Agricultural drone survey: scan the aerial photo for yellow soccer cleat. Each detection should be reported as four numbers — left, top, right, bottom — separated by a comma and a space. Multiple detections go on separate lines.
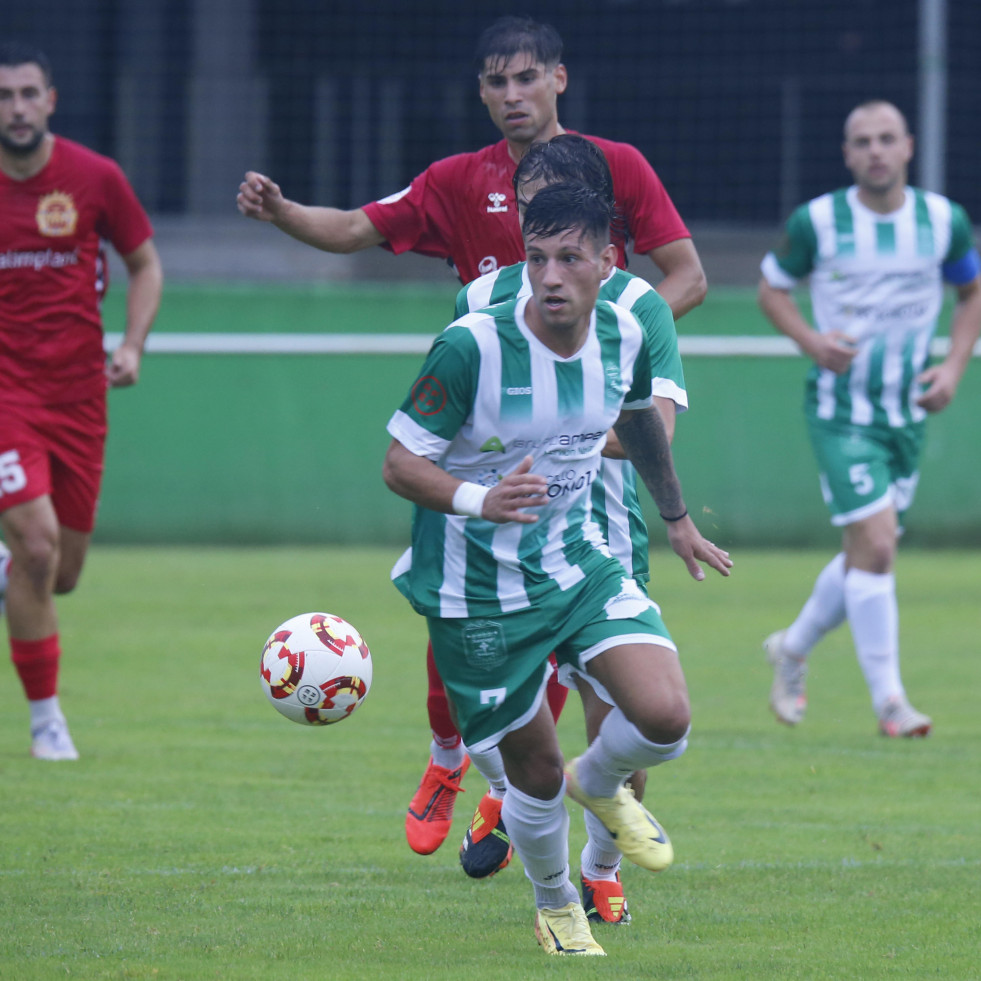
564, 757, 673, 872
534, 903, 606, 956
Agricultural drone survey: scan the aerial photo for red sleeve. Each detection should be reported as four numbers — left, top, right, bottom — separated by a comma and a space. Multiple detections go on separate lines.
361, 158, 459, 261
598, 139, 690, 256
96, 159, 154, 257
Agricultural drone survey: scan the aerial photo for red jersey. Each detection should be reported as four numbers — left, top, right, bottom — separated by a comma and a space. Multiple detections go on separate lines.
0, 137, 153, 406
361, 134, 690, 285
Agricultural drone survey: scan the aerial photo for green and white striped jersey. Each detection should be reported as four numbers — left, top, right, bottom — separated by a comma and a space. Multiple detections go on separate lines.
761, 185, 975, 428
456, 263, 686, 582
387, 293, 653, 618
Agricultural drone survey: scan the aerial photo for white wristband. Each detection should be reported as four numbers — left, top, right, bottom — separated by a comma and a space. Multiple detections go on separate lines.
452, 482, 489, 519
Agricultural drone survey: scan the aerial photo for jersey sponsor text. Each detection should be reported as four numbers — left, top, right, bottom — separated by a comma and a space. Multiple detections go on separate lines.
0, 248, 80, 272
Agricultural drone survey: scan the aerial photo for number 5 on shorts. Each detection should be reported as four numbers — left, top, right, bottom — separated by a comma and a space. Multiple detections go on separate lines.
848, 462, 874, 496
0, 450, 27, 497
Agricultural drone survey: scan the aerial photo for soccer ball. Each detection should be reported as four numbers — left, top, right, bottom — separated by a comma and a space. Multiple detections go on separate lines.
259, 612, 373, 725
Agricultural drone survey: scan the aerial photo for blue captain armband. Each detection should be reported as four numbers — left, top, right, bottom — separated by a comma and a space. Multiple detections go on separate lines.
942, 248, 981, 285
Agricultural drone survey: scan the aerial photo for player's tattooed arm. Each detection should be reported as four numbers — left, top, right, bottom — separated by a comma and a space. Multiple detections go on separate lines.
614, 406, 732, 581
613, 406, 685, 519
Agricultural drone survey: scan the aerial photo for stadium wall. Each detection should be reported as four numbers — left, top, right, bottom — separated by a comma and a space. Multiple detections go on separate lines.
99, 344, 981, 550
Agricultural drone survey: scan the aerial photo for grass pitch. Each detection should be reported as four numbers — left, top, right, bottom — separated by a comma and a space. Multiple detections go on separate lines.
0, 545, 978, 980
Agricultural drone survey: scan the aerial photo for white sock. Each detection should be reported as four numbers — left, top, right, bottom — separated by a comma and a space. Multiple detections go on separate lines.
844, 568, 903, 713
581, 810, 622, 880
29, 695, 63, 732
465, 743, 507, 798
784, 552, 847, 656
575, 708, 688, 798
502, 779, 578, 910
430, 737, 467, 771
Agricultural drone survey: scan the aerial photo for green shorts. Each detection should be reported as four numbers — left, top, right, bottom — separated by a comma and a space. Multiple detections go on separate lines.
427, 564, 673, 753
806, 417, 924, 526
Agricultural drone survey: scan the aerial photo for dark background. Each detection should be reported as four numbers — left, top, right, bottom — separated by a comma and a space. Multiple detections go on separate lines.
8, 1, 977, 224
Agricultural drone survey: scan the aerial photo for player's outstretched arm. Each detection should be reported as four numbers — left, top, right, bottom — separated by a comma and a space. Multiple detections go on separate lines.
613, 406, 732, 581
107, 239, 163, 388
383, 442, 546, 524
236, 171, 385, 254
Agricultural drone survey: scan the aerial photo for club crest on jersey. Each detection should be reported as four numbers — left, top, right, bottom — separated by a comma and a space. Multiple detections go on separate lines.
486, 192, 508, 214
478, 256, 499, 275
36, 191, 78, 237
410, 375, 447, 416
605, 363, 628, 400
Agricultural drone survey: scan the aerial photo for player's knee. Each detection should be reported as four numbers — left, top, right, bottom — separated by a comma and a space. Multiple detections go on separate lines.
849, 537, 895, 575
636, 694, 690, 746
845, 512, 898, 574
11, 532, 59, 588
54, 567, 82, 595
532, 759, 566, 801
866, 540, 895, 573
503, 746, 564, 800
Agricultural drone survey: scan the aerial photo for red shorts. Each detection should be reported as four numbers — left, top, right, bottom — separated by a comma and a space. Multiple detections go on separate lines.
0, 397, 107, 534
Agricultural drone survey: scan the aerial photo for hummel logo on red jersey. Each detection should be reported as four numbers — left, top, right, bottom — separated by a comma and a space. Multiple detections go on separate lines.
486, 192, 508, 213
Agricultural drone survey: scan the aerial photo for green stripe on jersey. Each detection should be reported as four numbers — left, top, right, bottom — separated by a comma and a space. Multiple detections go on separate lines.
832, 189, 856, 256
405, 508, 448, 611
555, 360, 584, 415
517, 514, 548, 580
595, 305, 625, 412
498, 321, 533, 421
899, 331, 918, 427
490, 264, 525, 305
866, 336, 886, 423
876, 222, 896, 254
913, 189, 934, 256
464, 522, 501, 614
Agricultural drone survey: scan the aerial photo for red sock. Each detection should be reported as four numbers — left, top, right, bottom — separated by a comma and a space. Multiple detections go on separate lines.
10, 634, 61, 701
546, 654, 569, 722
427, 643, 568, 742
426, 640, 462, 748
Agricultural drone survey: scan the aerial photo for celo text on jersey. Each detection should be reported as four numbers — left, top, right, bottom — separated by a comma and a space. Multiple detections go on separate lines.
546, 466, 598, 499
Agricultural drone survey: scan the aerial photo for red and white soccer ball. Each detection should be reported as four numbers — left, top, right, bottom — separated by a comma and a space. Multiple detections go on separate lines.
259, 612, 373, 725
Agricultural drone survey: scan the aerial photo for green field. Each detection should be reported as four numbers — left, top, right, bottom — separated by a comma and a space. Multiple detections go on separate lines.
102, 282, 779, 337
1, 546, 978, 980
101, 279, 957, 339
